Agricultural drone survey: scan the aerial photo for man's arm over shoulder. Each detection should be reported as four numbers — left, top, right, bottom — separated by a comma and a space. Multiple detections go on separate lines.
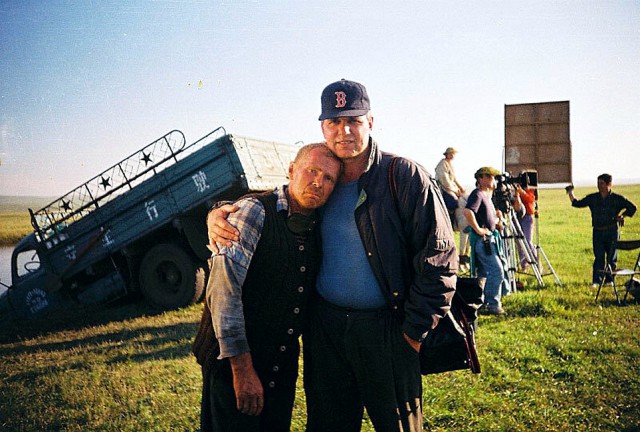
207, 203, 241, 253
207, 197, 265, 359
392, 158, 457, 342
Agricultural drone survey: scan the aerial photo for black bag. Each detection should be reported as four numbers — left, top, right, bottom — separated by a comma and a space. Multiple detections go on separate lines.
625, 277, 640, 300
419, 277, 482, 374
387, 158, 482, 374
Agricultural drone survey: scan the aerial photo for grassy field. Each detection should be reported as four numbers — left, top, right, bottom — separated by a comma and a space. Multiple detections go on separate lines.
0, 186, 639, 431
0, 212, 34, 246
0, 196, 53, 246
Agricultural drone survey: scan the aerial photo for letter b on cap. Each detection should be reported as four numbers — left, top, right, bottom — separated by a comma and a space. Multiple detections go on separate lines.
334, 91, 347, 108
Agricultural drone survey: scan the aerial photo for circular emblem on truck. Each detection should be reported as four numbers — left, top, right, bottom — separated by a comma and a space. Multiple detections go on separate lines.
25, 288, 49, 314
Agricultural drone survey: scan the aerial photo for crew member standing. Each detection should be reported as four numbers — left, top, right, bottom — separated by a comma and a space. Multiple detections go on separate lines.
567, 174, 636, 287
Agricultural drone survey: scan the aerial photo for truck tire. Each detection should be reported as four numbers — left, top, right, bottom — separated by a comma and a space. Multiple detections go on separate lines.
139, 243, 205, 310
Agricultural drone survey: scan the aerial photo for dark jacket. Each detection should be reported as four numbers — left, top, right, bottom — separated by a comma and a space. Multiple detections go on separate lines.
353, 138, 458, 342
572, 191, 636, 228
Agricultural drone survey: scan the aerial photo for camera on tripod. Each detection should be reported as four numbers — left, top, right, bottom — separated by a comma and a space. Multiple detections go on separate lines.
495, 170, 538, 190
493, 170, 538, 214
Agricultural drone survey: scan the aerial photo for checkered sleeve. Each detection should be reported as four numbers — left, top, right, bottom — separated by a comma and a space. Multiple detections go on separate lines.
207, 196, 266, 359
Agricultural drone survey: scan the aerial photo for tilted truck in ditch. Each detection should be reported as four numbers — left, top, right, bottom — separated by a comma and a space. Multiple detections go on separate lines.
0, 127, 297, 320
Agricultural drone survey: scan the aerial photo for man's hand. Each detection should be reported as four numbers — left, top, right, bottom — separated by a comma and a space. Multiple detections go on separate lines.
566, 190, 576, 203
495, 210, 506, 231
229, 352, 264, 416
477, 227, 491, 236
463, 208, 489, 237
403, 333, 421, 353
206, 204, 240, 254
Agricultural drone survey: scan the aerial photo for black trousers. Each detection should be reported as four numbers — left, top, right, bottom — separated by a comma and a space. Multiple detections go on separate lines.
200, 357, 297, 432
592, 227, 618, 284
303, 297, 423, 432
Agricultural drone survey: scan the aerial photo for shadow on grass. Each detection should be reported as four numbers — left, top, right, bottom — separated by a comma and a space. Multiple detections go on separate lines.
0, 298, 202, 382
1, 320, 199, 384
501, 282, 639, 318
0, 295, 180, 344
1, 321, 201, 392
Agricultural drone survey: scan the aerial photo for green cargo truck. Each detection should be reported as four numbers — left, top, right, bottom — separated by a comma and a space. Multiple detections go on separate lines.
0, 127, 297, 319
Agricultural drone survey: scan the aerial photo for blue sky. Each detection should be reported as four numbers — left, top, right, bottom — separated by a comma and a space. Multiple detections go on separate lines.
1, 0, 639, 196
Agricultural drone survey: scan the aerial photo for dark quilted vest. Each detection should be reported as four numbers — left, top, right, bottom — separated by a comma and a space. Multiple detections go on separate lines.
193, 191, 321, 379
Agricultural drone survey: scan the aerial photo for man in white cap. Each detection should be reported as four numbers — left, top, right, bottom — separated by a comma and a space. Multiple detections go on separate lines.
436, 147, 468, 268
435, 147, 465, 212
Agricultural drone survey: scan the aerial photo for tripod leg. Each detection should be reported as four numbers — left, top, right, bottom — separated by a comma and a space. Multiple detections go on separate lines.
518, 236, 544, 285
537, 245, 563, 286
533, 206, 562, 286
499, 220, 518, 294
510, 211, 544, 286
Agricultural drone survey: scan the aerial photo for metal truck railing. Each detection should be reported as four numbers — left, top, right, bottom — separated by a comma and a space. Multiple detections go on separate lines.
29, 127, 226, 242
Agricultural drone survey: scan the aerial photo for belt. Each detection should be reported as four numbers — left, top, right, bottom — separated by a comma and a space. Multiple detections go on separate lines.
593, 223, 618, 231
314, 293, 390, 317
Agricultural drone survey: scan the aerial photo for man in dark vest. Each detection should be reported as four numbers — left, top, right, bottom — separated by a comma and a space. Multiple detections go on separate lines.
192, 143, 342, 431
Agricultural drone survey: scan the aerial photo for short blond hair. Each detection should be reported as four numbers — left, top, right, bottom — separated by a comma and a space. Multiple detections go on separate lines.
293, 143, 343, 177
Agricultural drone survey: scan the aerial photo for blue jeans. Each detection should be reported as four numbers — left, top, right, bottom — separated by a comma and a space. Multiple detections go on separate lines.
473, 236, 504, 308
592, 228, 619, 284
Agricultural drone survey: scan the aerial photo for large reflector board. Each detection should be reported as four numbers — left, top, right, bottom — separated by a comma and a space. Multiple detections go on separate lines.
504, 101, 571, 183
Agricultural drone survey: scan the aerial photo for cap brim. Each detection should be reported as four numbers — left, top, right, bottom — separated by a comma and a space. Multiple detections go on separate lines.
319, 109, 369, 121
475, 168, 502, 177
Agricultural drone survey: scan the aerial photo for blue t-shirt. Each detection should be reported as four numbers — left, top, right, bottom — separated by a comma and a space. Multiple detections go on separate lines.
466, 188, 498, 231
316, 181, 386, 309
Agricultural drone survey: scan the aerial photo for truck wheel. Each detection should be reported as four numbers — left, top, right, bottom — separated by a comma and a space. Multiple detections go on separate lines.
139, 243, 205, 310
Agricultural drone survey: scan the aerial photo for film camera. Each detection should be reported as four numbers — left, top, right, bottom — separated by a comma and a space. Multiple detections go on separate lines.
496, 170, 538, 189
493, 170, 538, 213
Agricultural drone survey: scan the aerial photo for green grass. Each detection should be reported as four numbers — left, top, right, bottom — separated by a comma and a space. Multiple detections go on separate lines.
0, 196, 53, 246
0, 212, 33, 246
1, 186, 639, 431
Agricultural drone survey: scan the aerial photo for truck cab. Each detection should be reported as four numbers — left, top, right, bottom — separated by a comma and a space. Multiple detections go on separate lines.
3, 234, 61, 318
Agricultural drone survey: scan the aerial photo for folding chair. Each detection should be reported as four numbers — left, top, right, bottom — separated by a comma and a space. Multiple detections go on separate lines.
595, 239, 640, 304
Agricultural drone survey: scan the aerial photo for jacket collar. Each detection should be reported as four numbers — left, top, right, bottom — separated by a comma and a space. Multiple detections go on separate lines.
363, 136, 380, 173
